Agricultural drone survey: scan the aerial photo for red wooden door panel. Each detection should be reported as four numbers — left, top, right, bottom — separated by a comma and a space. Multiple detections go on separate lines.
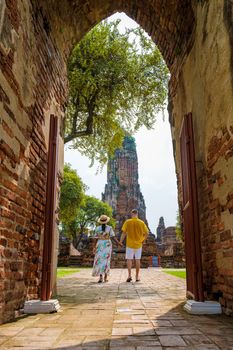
41, 115, 59, 301
180, 113, 204, 301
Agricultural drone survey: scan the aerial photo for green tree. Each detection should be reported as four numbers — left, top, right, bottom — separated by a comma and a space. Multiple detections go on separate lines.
59, 163, 86, 225
65, 19, 169, 165
62, 195, 114, 247
76, 195, 114, 233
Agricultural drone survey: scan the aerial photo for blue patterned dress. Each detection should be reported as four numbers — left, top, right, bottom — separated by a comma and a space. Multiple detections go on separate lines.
92, 225, 115, 276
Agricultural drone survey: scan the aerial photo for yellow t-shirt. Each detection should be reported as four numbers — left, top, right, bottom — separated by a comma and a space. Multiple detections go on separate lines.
122, 218, 149, 249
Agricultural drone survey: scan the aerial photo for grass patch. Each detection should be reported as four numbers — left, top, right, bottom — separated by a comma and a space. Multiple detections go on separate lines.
57, 267, 80, 278
163, 269, 186, 279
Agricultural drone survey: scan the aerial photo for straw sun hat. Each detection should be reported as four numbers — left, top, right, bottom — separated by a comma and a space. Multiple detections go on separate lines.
97, 215, 110, 224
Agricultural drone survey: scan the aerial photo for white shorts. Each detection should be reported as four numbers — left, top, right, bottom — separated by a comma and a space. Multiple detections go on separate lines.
126, 247, 142, 260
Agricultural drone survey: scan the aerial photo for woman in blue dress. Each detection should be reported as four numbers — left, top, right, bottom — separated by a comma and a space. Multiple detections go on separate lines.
92, 215, 122, 283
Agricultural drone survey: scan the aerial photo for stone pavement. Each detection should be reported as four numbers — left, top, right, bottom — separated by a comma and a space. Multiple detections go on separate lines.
0, 268, 233, 350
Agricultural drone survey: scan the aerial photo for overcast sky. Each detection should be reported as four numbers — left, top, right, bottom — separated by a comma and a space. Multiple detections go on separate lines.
64, 13, 178, 233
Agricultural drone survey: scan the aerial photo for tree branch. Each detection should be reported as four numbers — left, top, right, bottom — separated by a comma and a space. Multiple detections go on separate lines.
64, 128, 93, 143
64, 107, 94, 144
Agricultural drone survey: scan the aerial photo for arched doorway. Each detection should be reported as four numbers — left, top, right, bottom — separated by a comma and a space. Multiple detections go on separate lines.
1, 0, 233, 323
41, 4, 201, 302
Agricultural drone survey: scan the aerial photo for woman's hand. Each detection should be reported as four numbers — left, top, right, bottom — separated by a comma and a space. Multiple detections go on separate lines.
93, 247, 97, 255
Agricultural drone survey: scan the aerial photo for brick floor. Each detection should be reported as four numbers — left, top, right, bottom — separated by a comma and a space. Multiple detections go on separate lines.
1, 268, 233, 349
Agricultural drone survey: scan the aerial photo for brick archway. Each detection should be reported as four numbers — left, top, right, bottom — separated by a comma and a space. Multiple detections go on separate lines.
40, 1, 194, 62
33, 0, 196, 306
37, 0, 195, 89
1, 0, 233, 323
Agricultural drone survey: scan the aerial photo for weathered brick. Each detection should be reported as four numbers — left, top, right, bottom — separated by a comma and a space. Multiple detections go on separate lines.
0, 196, 9, 208
0, 140, 18, 163
0, 208, 15, 221
209, 199, 220, 210
223, 249, 233, 258
3, 103, 16, 121
0, 238, 8, 247
0, 84, 10, 104
15, 225, 27, 235
2, 120, 14, 138
15, 215, 25, 226
220, 230, 233, 242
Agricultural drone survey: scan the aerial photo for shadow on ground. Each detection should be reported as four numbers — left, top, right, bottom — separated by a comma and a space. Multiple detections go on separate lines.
1, 269, 233, 349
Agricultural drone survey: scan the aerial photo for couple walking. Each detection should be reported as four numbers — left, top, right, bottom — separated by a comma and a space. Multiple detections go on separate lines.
92, 209, 149, 283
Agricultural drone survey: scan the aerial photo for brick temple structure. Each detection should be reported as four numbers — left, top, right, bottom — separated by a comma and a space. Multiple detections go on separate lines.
102, 136, 147, 233
1, 0, 233, 322
61, 135, 157, 269
156, 216, 185, 268
59, 236, 157, 269
162, 227, 179, 245
156, 216, 166, 243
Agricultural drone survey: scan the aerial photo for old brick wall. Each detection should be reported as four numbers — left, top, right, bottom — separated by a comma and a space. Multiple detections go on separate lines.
37, 0, 194, 75
0, 0, 67, 323
171, 0, 233, 315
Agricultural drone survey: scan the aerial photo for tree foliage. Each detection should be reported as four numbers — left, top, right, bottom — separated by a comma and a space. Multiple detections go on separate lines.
75, 195, 114, 233
65, 19, 169, 165
61, 195, 114, 244
59, 163, 86, 225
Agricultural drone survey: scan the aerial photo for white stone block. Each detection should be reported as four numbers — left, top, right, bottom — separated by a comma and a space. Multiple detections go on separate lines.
24, 299, 60, 314
184, 300, 222, 315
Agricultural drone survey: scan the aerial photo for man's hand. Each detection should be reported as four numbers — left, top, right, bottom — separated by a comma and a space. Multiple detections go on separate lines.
120, 232, 127, 246
142, 234, 148, 245
118, 241, 123, 248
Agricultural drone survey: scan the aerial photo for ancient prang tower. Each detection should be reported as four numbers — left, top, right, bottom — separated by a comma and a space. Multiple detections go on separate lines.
156, 216, 165, 242
102, 136, 147, 233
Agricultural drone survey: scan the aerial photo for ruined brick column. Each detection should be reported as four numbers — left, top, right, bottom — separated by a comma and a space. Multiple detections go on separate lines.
102, 136, 147, 233
156, 216, 165, 243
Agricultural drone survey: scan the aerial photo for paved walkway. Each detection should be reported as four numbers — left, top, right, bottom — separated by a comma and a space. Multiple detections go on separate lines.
1, 268, 233, 349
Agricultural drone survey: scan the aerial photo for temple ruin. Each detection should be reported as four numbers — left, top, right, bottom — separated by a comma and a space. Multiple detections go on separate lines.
59, 135, 157, 269
102, 136, 147, 233
156, 216, 185, 268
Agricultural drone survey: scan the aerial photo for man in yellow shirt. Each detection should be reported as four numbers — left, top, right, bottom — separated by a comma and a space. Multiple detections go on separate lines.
120, 209, 149, 282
